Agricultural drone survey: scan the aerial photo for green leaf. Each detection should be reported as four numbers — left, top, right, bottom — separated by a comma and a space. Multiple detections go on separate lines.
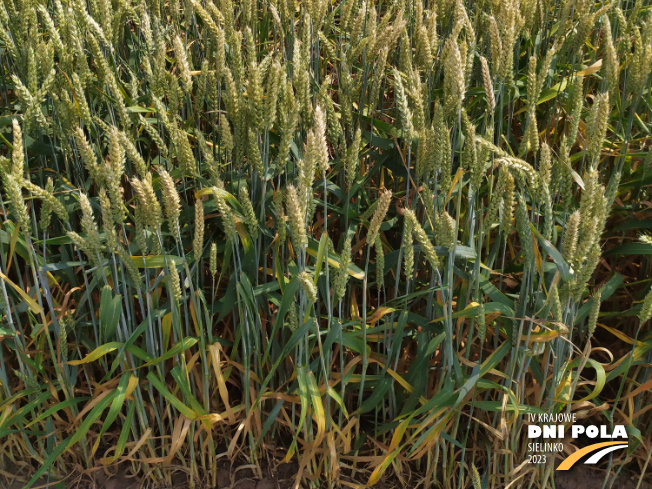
99, 285, 122, 342
480, 341, 511, 377
261, 276, 300, 367
256, 399, 284, 450
147, 372, 197, 419
455, 364, 480, 406
68, 390, 116, 447
24, 397, 90, 428
530, 224, 571, 280
312, 232, 329, 283
536, 78, 570, 105
286, 366, 310, 460
474, 401, 545, 413
126, 105, 153, 113
23, 436, 71, 489
558, 357, 606, 404
130, 255, 184, 268
142, 337, 198, 367
170, 365, 207, 418
326, 386, 349, 419
575, 273, 624, 324
92, 375, 132, 455
604, 243, 652, 256
68, 342, 123, 365
102, 400, 136, 464
357, 376, 393, 414
1, 390, 52, 430
307, 238, 364, 279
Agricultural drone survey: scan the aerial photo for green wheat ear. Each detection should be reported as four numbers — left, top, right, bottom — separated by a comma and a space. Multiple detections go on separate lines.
334, 234, 352, 303
209, 242, 218, 278
471, 464, 482, 489
374, 236, 384, 290
477, 303, 486, 344
160, 170, 181, 235
479, 55, 495, 113
169, 259, 182, 304
173, 35, 193, 94
286, 184, 308, 251
298, 271, 317, 303
212, 187, 237, 240
239, 187, 258, 240
435, 211, 456, 252
367, 189, 392, 245
193, 199, 205, 260
587, 288, 601, 340
4, 174, 31, 234
405, 209, 440, 270
442, 37, 465, 117
639, 287, 652, 325
391, 68, 414, 140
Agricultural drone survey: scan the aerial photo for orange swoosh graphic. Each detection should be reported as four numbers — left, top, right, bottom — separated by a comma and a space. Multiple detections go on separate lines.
557, 442, 628, 470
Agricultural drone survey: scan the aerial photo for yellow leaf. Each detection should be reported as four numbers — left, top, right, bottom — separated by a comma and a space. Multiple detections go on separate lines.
188, 293, 200, 337
196, 187, 213, 198
7, 224, 19, 273
577, 59, 603, 76
599, 323, 641, 346
528, 330, 559, 343
67, 342, 122, 365
208, 343, 235, 422
446, 167, 464, 203
125, 375, 139, 398
555, 372, 573, 402
0, 271, 44, 315
368, 449, 400, 486
532, 232, 543, 275
306, 246, 365, 280
162, 313, 172, 350
307, 371, 326, 446
367, 306, 396, 324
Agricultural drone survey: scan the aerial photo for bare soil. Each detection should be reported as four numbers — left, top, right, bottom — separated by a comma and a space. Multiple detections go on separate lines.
555, 466, 651, 489
3, 458, 650, 488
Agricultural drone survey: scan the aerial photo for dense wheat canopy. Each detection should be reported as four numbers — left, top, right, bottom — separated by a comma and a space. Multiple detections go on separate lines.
0, 0, 651, 487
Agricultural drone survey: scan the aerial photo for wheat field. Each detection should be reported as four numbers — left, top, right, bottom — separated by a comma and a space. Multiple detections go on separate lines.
0, 0, 651, 487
